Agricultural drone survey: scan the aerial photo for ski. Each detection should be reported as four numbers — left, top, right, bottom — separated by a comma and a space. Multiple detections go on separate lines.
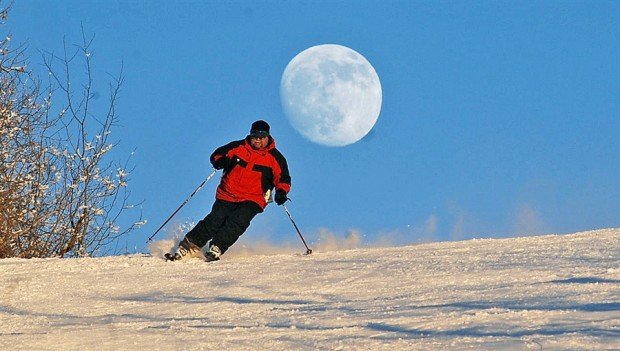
163, 252, 219, 262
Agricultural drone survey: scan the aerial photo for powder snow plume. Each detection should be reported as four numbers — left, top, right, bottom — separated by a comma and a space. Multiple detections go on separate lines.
150, 226, 369, 259
148, 220, 195, 258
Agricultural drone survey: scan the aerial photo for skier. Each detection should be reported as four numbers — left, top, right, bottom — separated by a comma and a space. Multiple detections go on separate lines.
167, 120, 291, 262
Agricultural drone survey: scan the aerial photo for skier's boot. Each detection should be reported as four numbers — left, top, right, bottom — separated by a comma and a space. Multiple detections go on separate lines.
165, 237, 202, 261
204, 244, 221, 262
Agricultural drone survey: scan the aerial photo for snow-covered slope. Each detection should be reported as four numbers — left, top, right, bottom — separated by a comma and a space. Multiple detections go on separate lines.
1, 229, 618, 350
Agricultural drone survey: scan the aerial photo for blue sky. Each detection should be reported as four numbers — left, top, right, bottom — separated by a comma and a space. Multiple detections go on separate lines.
8, 1, 619, 253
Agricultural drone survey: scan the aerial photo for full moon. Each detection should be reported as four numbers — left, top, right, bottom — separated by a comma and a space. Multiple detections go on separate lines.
280, 44, 382, 147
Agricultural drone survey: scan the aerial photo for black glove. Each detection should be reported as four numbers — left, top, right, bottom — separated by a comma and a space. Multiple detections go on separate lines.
212, 156, 230, 170
274, 189, 288, 206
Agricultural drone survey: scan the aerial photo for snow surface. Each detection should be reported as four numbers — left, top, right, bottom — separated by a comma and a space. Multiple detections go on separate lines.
1, 229, 618, 350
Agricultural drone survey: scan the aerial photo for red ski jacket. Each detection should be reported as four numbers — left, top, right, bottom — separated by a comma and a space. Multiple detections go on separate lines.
210, 137, 291, 209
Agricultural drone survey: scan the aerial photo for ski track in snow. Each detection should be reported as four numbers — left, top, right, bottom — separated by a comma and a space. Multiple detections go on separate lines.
1, 229, 619, 350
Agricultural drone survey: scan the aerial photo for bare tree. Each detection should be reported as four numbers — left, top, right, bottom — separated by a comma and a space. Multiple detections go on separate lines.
0, 4, 144, 258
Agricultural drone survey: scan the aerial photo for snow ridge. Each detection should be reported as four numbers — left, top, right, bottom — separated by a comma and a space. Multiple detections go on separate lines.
1, 229, 618, 350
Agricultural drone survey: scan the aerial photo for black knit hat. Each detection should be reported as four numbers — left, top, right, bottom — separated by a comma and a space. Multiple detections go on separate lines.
250, 120, 270, 137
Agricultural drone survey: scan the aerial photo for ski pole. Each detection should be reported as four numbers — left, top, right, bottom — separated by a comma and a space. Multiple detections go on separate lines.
146, 169, 218, 243
283, 204, 312, 255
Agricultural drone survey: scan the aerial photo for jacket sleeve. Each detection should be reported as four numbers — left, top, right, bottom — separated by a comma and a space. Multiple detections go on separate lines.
210, 140, 244, 168
270, 148, 291, 193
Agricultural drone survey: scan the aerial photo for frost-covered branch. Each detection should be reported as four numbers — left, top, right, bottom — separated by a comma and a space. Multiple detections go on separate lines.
0, 5, 143, 258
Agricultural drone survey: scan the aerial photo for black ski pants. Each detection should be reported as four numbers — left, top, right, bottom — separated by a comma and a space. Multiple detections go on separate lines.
185, 199, 263, 254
